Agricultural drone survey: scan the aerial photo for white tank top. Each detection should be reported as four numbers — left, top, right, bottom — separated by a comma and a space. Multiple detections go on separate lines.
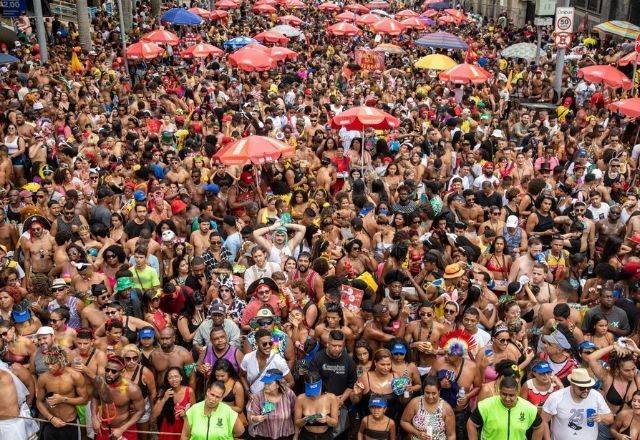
4, 136, 19, 155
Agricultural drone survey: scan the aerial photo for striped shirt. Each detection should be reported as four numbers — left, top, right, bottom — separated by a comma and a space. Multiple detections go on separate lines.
247, 388, 296, 438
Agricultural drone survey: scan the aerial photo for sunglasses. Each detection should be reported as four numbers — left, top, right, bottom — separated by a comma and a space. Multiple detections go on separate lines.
419, 312, 434, 318
495, 338, 510, 344
124, 356, 139, 362
105, 311, 117, 316
105, 367, 122, 374
105, 254, 116, 259
211, 241, 222, 245
260, 341, 274, 348
257, 319, 274, 327
219, 288, 231, 292
352, 247, 361, 251
444, 309, 457, 314
52, 287, 66, 292
49, 318, 62, 324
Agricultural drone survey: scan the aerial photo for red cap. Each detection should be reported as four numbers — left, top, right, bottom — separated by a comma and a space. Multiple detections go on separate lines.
170, 199, 187, 215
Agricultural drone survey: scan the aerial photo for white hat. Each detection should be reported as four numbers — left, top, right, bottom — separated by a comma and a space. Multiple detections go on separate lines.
36, 326, 54, 336
491, 129, 505, 139
591, 169, 603, 180
162, 230, 176, 242
32, 101, 43, 110
506, 215, 519, 228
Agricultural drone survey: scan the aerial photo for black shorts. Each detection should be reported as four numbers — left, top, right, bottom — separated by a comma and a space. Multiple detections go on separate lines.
40, 419, 80, 440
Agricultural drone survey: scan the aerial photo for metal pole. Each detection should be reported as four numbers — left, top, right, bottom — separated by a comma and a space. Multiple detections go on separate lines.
33, 0, 48, 63
117, 0, 129, 75
535, 24, 541, 65
553, 0, 569, 99
632, 54, 638, 97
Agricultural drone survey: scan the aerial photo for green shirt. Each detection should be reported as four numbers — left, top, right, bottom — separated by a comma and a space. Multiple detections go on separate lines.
130, 265, 160, 290
476, 395, 539, 440
186, 400, 238, 440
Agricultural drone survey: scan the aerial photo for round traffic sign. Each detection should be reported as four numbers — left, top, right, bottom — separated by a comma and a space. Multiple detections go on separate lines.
554, 32, 573, 48
557, 16, 571, 31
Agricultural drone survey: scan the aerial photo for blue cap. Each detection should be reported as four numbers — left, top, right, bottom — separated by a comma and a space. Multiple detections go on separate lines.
203, 184, 220, 194
139, 328, 155, 339
579, 341, 597, 351
260, 371, 284, 384
12, 309, 30, 323
391, 343, 407, 355
305, 379, 322, 397
578, 149, 588, 157
369, 397, 388, 408
134, 190, 147, 201
532, 361, 553, 374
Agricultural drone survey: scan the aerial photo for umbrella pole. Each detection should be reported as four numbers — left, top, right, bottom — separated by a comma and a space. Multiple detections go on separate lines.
633, 54, 638, 97
362, 127, 365, 171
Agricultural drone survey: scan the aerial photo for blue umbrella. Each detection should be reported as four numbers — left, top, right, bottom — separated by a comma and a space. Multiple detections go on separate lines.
415, 31, 468, 50
419, 16, 435, 26
426, 2, 449, 9
161, 8, 203, 25
223, 36, 258, 50
0, 53, 19, 65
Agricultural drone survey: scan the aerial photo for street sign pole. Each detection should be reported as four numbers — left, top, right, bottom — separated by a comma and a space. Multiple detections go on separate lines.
534, 0, 555, 66
32, 0, 48, 63
536, 27, 542, 65
554, 3, 573, 98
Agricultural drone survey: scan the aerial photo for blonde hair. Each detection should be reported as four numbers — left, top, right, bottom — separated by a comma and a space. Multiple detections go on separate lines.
121, 344, 141, 357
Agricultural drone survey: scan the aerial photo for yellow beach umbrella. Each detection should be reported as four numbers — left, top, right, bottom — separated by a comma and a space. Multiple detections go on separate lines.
414, 54, 457, 70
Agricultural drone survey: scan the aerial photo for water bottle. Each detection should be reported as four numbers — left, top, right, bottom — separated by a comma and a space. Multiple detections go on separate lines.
457, 387, 466, 406
536, 252, 545, 264
587, 261, 594, 275
586, 408, 596, 427
484, 349, 494, 366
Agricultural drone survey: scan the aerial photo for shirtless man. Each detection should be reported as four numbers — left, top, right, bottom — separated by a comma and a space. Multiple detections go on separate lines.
166, 156, 190, 184
0, 209, 18, 251
458, 189, 485, 234
91, 356, 145, 440
81, 284, 110, 330
429, 342, 480, 440
405, 301, 446, 377
149, 327, 195, 388
362, 303, 409, 351
0, 363, 38, 439
595, 206, 626, 259
555, 202, 597, 262
71, 264, 111, 299
15, 112, 35, 140
509, 237, 544, 282
125, 233, 161, 262
536, 280, 583, 329
69, 329, 107, 437
189, 215, 211, 257
316, 158, 336, 192
313, 303, 355, 354
94, 320, 129, 356
334, 239, 377, 279
22, 219, 56, 282
528, 263, 556, 316
36, 346, 88, 440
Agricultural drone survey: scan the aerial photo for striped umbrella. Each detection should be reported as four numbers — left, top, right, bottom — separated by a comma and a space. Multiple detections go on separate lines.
414, 31, 467, 50
501, 42, 537, 60
593, 21, 640, 40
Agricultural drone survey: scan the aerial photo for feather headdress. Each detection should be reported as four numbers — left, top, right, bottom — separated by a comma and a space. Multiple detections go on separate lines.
439, 329, 476, 357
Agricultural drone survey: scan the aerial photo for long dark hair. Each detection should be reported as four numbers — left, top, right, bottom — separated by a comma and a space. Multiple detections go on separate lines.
157, 367, 188, 427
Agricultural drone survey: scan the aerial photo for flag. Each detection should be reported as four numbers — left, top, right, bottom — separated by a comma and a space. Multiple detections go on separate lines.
70, 51, 85, 74
577, 14, 589, 33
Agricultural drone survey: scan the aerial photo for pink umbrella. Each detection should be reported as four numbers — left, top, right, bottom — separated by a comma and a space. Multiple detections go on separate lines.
209, 10, 230, 19
283, 0, 305, 8
181, 43, 224, 58
278, 15, 305, 25
439, 63, 491, 84
578, 65, 632, 90
396, 9, 418, 17
400, 17, 426, 29
253, 4, 277, 13
141, 29, 179, 45
229, 47, 276, 71
335, 11, 359, 21
256, 0, 277, 3
254, 30, 290, 44
188, 7, 213, 17
610, 98, 640, 118
126, 41, 164, 60
372, 18, 406, 35
438, 15, 459, 25
215, 0, 237, 8
421, 9, 438, 17
345, 3, 369, 13
269, 46, 298, 61
444, 8, 466, 20
327, 21, 361, 36
356, 13, 381, 26
366, 1, 390, 9
213, 136, 295, 165
318, 2, 341, 11
618, 52, 640, 67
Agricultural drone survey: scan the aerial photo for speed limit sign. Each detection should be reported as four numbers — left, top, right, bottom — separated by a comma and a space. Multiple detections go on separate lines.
555, 7, 574, 34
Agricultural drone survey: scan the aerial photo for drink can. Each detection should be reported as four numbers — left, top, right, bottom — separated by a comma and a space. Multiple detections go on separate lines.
586, 408, 596, 427
392, 321, 400, 334
403, 390, 410, 398
536, 252, 544, 263
426, 426, 433, 438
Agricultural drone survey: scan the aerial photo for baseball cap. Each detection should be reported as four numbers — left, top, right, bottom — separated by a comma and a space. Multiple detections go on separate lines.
260, 370, 284, 384
210, 303, 226, 315
543, 330, 571, 350
369, 397, 387, 407
134, 190, 147, 201
391, 343, 407, 355
12, 309, 30, 323
506, 215, 519, 228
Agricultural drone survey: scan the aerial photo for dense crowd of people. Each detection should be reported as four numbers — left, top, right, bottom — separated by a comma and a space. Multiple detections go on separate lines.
0, 0, 639, 439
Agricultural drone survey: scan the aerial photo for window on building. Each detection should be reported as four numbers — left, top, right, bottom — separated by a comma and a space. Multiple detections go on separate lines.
573, 0, 586, 7
586, 0, 601, 13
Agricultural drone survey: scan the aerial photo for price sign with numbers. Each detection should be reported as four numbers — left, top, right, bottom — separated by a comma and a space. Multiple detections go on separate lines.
1, 0, 25, 17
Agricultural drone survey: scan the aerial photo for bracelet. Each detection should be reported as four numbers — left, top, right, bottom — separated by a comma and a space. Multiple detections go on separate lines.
48, 416, 54, 422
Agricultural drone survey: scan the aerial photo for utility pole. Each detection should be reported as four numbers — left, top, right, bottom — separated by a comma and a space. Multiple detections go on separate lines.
32, 0, 48, 63
117, 0, 129, 75
553, 0, 570, 97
